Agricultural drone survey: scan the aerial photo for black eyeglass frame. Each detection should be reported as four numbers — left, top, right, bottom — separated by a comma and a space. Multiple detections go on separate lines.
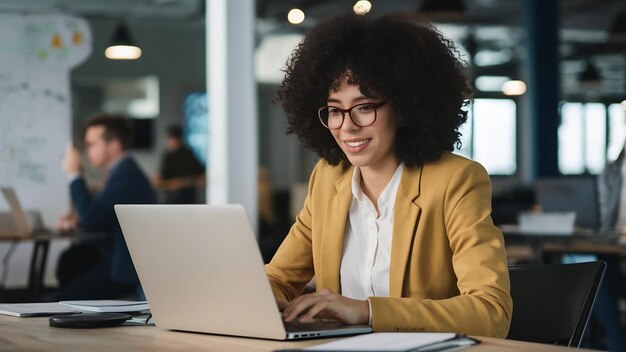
317, 101, 387, 129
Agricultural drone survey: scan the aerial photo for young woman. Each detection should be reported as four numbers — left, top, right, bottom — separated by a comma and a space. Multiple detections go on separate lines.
265, 12, 512, 338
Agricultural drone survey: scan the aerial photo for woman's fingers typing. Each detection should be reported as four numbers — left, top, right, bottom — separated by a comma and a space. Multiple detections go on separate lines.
282, 288, 369, 325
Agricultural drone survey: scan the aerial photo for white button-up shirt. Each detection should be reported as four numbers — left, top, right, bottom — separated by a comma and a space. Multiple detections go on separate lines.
340, 163, 404, 300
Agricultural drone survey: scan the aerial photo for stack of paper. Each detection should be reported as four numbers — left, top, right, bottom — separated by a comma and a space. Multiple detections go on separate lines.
59, 300, 149, 313
518, 211, 576, 235
291, 333, 478, 352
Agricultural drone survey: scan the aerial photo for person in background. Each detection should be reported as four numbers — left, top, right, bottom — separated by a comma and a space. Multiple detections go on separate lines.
265, 13, 512, 337
592, 143, 626, 351
55, 114, 156, 300
600, 143, 626, 235
154, 124, 205, 204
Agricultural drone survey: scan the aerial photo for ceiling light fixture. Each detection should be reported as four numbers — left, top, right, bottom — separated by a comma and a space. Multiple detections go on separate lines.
287, 9, 305, 25
353, 1, 372, 15
105, 22, 142, 60
501, 80, 527, 96
578, 61, 602, 88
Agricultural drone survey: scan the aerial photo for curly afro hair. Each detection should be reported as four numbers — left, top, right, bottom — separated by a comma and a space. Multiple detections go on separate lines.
276, 12, 472, 168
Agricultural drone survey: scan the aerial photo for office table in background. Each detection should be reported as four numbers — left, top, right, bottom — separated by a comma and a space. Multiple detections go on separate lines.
0, 231, 106, 298
0, 315, 597, 351
0, 230, 67, 296
542, 240, 626, 257
499, 224, 626, 263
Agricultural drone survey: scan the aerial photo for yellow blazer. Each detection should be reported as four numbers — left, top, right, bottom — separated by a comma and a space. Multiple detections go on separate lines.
265, 152, 512, 338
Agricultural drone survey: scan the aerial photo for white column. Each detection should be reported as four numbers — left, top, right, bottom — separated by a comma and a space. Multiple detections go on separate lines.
207, 0, 258, 232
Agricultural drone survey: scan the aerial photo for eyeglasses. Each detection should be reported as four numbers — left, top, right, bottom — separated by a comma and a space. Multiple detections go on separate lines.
318, 101, 387, 129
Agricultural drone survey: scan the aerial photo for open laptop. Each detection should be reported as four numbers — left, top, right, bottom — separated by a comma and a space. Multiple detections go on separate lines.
0, 187, 43, 237
535, 177, 600, 230
114, 204, 372, 340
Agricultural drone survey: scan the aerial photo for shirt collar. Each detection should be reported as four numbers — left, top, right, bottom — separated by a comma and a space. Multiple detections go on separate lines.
351, 163, 404, 210
351, 167, 366, 202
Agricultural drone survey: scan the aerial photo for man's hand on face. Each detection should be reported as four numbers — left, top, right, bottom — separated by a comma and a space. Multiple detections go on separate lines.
62, 143, 82, 176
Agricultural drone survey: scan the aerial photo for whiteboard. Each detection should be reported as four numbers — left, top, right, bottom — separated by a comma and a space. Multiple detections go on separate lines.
0, 14, 92, 227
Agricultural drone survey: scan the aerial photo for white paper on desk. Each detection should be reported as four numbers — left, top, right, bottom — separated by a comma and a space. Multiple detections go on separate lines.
59, 300, 149, 313
518, 212, 576, 235
0, 302, 79, 317
306, 332, 459, 351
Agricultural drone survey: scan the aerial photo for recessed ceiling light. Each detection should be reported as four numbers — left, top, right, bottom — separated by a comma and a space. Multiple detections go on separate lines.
502, 80, 527, 96
353, 1, 372, 15
287, 9, 305, 25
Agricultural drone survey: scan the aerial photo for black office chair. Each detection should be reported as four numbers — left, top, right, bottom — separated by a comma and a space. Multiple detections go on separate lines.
507, 260, 606, 347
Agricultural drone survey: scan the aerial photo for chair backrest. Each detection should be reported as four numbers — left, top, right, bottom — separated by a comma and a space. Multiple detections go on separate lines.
507, 261, 606, 347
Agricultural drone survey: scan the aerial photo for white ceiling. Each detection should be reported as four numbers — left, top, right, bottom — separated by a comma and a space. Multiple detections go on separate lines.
1, 0, 623, 97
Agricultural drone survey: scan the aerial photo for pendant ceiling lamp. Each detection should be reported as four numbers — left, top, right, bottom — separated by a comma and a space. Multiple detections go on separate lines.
578, 61, 602, 88
105, 22, 142, 60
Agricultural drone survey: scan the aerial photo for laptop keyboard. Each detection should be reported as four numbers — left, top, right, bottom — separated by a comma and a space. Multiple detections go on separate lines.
283, 319, 347, 332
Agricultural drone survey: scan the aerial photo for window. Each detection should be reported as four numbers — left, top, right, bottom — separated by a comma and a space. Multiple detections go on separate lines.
455, 98, 517, 175
558, 102, 607, 175
608, 103, 626, 162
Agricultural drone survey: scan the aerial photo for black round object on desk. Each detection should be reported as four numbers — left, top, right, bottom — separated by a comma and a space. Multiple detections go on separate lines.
49, 313, 132, 328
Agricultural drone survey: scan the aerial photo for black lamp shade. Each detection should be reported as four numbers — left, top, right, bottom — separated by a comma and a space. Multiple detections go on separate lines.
578, 61, 602, 86
105, 22, 142, 60
110, 23, 136, 46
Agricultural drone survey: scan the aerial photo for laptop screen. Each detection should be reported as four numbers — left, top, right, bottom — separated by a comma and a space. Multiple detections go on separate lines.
535, 177, 599, 230
1, 187, 33, 234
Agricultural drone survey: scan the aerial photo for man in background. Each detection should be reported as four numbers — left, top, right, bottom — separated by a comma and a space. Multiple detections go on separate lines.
154, 124, 205, 204
56, 114, 156, 300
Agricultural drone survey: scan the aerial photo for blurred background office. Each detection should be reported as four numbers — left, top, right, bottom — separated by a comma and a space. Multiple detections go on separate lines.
0, 0, 624, 350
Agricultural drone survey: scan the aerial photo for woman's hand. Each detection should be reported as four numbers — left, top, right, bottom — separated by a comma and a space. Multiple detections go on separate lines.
282, 288, 369, 325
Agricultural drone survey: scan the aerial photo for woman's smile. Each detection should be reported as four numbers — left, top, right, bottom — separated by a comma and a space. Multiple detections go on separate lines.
343, 138, 371, 153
